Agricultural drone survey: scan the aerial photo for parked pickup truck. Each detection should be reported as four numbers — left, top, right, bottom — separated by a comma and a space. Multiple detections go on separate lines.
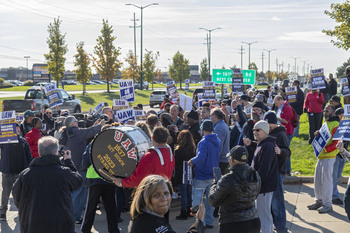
2, 86, 82, 113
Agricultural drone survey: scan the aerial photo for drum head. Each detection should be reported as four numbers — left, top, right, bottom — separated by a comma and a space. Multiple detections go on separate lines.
90, 126, 150, 182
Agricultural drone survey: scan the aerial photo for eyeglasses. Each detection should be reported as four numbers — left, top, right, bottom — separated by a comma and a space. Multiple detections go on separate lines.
253, 129, 261, 132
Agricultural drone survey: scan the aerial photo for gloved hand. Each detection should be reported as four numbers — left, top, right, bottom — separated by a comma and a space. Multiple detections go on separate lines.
304, 108, 308, 113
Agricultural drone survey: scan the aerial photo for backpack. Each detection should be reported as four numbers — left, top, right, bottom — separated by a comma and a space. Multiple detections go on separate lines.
291, 107, 299, 128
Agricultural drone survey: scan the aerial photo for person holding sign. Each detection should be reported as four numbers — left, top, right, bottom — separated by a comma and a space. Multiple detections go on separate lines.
304, 89, 325, 144
25, 117, 44, 158
308, 105, 339, 214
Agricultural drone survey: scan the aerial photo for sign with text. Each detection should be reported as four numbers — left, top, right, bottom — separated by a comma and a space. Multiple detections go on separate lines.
134, 110, 146, 121
285, 86, 297, 103
197, 93, 209, 108
94, 102, 105, 117
231, 68, 244, 95
341, 78, 350, 97
16, 115, 24, 123
203, 81, 216, 99
43, 83, 63, 107
113, 99, 129, 111
185, 79, 190, 91
119, 79, 135, 102
166, 80, 178, 98
115, 108, 135, 123
182, 161, 192, 185
312, 123, 331, 158
212, 69, 256, 85
179, 93, 193, 111
310, 68, 326, 90
0, 111, 18, 144
333, 116, 350, 140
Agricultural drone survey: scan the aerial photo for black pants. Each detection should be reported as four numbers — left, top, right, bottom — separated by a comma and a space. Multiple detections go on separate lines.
81, 184, 120, 233
308, 112, 323, 142
220, 218, 261, 233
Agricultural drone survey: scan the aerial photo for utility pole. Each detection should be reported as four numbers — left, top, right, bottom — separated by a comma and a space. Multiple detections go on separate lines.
291, 57, 300, 73
288, 64, 290, 72
126, 3, 159, 90
263, 49, 276, 72
24, 56, 30, 81
260, 52, 265, 73
300, 60, 308, 76
129, 13, 140, 58
199, 27, 221, 81
242, 41, 258, 69
275, 58, 278, 72
238, 46, 245, 69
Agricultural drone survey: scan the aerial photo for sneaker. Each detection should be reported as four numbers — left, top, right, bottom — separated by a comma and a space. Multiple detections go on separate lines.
75, 217, 83, 225
318, 206, 333, 214
176, 211, 188, 220
332, 198, 344, 205
307, 202, 322, 210
0, 213, 6, 221
204, 225, 214, 229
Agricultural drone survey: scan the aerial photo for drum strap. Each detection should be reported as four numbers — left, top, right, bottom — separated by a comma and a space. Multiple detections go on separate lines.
150, 145, 173, 166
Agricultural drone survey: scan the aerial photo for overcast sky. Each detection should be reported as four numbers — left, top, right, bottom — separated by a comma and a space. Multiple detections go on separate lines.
0, 0, 348, 76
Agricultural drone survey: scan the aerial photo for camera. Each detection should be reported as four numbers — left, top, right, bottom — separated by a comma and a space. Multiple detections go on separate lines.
100, 114, 110, 122
58, 147, 65, 157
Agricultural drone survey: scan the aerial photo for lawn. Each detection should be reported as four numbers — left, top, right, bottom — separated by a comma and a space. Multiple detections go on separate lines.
290, 113, 350, 176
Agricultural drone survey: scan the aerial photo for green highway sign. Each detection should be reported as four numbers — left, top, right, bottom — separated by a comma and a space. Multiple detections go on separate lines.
212, 69, 256, 85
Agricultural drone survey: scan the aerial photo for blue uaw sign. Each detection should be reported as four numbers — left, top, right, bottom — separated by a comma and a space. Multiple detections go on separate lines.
341, 78, 350, 97
231, 68, 243, 95
119, 79, 135, 102
310, 68, 326, 90
333, 116, 350, 141
312, 123, 331, 157
0, 111, 18, 144
43, 83, 63, 107
115, 108, 135, 123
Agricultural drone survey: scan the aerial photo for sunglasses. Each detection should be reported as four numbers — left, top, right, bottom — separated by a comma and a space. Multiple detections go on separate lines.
46, 112, 52, 114
253, 129, 261, 132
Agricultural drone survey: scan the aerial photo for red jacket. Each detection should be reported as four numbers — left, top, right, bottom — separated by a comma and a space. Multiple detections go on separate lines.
122, 147, 175, 188
279, 101, 294, 135
25, 128, 44, 158
160, 100, 175, 110
304, 92, 324, 114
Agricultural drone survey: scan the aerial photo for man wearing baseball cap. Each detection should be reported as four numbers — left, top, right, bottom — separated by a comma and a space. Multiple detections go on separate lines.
243, 120, 279, 233
209, 145, 261, 233
20, 110, 35, 137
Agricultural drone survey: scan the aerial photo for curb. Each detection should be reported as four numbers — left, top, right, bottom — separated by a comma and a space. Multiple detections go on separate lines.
284, 176, 349, 184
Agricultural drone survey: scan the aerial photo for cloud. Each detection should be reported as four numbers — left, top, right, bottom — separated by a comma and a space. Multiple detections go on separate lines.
277, 31, 330, 43
271, 16, 281, 21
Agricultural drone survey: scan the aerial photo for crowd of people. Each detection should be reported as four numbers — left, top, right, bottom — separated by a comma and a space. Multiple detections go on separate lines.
0, 70, 350, 233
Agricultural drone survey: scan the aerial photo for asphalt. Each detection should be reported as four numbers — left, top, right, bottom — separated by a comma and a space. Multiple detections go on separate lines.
1, 175, 349, 233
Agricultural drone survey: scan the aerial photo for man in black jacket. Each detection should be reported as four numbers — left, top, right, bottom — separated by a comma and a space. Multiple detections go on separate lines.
328, 73, 337, 99
12, 136, 82, 233
209, 145, 261, 233
264, 111, 291, 233
290, 80, 305, 137
243, 120, 279, 233
0, 123, 32, 221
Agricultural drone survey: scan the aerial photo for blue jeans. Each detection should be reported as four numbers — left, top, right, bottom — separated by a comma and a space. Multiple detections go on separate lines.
293, 115, 301, 137
271, 174, 288, 233
72, 170, 87, 221
192, 179, 214, 226
285, 134, 293, 175
332, 155, 346, 199
178, 184, 192, 212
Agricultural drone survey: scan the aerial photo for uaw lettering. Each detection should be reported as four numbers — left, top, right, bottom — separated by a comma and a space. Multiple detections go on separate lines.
44, 84, 63, 107
203, 81, 215, 87
0, 111, 15, 120
119, 79, 135, 102
312, 123, 331, 157
341, 78, 350, 96
0, 111, 18, 144
310, 68, 324, 77
333, 116, 350, 140
94, 102, 104, 116
115, 108, 135, 123
345, 105, 350, 116
286, 86, 297, 103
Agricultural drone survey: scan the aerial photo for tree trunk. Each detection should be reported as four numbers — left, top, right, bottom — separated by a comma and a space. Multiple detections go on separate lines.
107, 80, 110, 93
83, 83, 86, 96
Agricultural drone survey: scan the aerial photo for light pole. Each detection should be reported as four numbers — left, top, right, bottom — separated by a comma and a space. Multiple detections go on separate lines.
199, 27, 221, 81
300, 60, 308, 76
242, 41, 258, 69
291, 57, 300, 73
263, 49, 276, 72
126, 3, 159, 90
24, 56, 30, 81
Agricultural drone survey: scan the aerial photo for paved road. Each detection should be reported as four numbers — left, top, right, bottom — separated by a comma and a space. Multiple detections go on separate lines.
1, 177, 349, 233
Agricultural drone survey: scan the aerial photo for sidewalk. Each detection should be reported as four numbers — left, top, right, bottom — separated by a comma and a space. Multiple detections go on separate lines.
1, 180, 349, 232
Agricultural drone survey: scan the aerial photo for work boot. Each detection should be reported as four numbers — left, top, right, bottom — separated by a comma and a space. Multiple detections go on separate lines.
307, 201, 322, 210
318, 206, 333, 214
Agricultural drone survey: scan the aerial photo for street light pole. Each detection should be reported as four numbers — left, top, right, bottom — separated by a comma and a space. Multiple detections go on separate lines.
242, 41, 258, 69
24, 56, 30, 81
126, 3, 159, 90
263, 49, 276, 72
291, 57, 300, 73
199, 27, 221, 81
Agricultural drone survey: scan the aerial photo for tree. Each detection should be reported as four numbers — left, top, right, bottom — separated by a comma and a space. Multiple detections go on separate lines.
323, 1, 350, 50
169, 51, 190, 89
336, 58, 350, 78
44, 17, 68, 88
92, 19, 122, 93
143, 50, 159, 90
200, 58, 209, 81
73, 42, 92, 96
121, 50, 140, 82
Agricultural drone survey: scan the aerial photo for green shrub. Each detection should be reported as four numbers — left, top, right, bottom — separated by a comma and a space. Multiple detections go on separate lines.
23, 80, 34, 86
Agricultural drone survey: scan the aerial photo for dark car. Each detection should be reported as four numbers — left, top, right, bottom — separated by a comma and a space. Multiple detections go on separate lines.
192, 88, 204, 99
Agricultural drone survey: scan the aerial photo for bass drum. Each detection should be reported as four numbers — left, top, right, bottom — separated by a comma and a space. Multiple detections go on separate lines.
90, 125, 152, 182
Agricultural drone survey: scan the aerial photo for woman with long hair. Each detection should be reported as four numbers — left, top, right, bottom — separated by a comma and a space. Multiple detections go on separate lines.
128, 175, 204, 233
174, 130, 196, 220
